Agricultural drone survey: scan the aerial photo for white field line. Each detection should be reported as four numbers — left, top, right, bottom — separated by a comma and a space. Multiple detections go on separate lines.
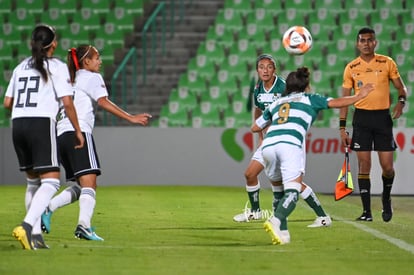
332, 214, 414, 255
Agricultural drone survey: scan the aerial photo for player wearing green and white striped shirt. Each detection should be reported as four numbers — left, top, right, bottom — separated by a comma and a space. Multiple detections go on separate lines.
234, 55, 334, 228
252, 67, 374, 245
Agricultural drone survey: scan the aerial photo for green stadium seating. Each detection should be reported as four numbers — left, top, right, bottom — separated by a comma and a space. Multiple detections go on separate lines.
223, 0, 253, 18
15, 0, 45, 16
114, 0, 144, 17
214, 8, 244, 36
205, 25, 235, 50
104, 8, 136, 36
245, 8, 275, 34
187, 56, 216, 83
40, 8, 69, 32
223, 108, 251, 128
254, 0, 282, 17
191, 105, 223, 128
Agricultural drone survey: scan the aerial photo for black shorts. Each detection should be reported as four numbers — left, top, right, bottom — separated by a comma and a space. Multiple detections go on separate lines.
58, 131, 101, 181
12, 117, 60, 173
351, 109, 396, 151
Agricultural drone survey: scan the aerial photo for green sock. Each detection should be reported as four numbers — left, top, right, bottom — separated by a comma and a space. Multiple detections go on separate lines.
247, 184, 260, 211
302, 190, 327, 217
272, 186, 284, 213
274, 189, 299, 230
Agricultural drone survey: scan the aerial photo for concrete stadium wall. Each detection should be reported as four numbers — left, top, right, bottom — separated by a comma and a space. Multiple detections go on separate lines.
1, 127, 414, 195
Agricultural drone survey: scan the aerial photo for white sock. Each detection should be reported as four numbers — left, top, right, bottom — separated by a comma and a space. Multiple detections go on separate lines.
24, 178, 60, 226
78, 188, 96, 228
25, 178, 41, 211
49, 185, 81, 212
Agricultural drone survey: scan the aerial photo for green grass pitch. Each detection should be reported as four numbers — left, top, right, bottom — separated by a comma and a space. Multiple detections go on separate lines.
1, 185, 414, 274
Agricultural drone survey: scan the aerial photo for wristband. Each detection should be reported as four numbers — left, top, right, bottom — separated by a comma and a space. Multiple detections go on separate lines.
398, 95, 406, 105
339, 119, 346, 128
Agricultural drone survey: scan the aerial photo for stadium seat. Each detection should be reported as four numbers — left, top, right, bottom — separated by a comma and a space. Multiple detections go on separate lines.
210, 69, 239, 97
104, 7, 136, 36
206, 25, 235, 50
52, 0, 79, 18
214, 8, 244, 36
196, 40, 226, 68
8, 9, 36, 33
159, 108, 190, 128
223, 0, 252, 18
15, 0, 45, 16
368, 9, 401, 33
201, 77, 231, 113
223, 108, 251, 128
114, 0, 144, 17
0, 0, 12, 16
187, 56, 216, 83
80, 0, 112, 16
245, 8, 275, 34
40, 8, 69, 32
254, 0, 282, 17
313, 0, 346, 14
191, 105, 223, 128
345, 0, 374, 16
227, 39, 257, 67
72, 8, 103, 34
177, 72, 207, 99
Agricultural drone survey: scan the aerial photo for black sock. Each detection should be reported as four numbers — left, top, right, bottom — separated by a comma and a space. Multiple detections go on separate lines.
358, 174, 371, 214
382, 172, 394, 202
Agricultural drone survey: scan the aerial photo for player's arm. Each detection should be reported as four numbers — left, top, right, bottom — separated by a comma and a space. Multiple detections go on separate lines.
61, 95, 84, 148
329, 83, 373, 108
390, 77, 408, 119
253, 107, 265, 141
3, 96, 13, 110
97, 96, 151, 125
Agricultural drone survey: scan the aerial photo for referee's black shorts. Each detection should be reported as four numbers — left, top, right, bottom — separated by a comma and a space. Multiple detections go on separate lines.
58, 131, 101, 181
12, 117, 60, 173
351, 108, 397, 152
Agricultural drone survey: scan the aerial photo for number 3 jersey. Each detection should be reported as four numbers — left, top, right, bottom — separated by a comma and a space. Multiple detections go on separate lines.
5, 57, 74, 120
57, 69, 108, 136
256, 92, 332, 150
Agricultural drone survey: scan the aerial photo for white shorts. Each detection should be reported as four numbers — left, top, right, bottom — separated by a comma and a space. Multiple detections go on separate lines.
251, 146, 265, 167
262, 143, 305, 183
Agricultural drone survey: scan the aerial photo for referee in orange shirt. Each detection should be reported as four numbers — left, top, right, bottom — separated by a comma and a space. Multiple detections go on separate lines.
339, 27, 408, 222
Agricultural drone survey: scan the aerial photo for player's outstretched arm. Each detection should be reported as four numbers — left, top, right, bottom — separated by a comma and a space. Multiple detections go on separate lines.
97, 96, 151, 126
328, 83, 374, 108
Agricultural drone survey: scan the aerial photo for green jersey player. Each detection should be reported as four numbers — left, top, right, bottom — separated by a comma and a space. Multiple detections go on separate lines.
253, 67, 374, 244
234, 55, 333, 228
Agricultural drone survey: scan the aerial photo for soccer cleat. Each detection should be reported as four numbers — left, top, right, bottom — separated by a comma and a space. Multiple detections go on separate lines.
382, 198, 393, 222
263, 216, 290, 245
12, 223, 33, 250
41, 207, 53, 234
233, 201, 271, 222
307, 216, 332, 228
74, 225, 104, 241
356, 212, 373, 222
32, 234, 49, 249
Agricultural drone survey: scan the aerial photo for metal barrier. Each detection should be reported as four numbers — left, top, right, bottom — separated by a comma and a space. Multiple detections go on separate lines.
141, 2, 167, 85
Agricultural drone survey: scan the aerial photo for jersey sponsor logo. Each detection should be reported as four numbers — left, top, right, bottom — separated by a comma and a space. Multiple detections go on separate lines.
350, 61, 361, 69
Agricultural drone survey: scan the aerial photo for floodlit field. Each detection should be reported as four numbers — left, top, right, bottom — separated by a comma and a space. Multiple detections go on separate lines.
1, 185, 414, 274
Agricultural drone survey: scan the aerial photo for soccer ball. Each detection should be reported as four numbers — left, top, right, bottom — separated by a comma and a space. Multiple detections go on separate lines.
282, 26, 313, 55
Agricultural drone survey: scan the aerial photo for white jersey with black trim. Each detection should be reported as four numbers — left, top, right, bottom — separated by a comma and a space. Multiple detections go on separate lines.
57, 69, 108, 136
5, 57, 73, 120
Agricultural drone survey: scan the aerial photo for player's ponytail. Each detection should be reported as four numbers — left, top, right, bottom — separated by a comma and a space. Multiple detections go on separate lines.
30, 24, 56, 82
67, 45, 93, 84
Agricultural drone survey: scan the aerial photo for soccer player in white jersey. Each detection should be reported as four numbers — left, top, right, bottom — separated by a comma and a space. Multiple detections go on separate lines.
234, 54, 332, 228
40, 45, 152, 241
4, 24, 84, 250
252, 67, 374, 245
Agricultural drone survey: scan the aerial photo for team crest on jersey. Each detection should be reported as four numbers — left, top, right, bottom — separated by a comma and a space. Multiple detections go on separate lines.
257, 93, 277, 103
